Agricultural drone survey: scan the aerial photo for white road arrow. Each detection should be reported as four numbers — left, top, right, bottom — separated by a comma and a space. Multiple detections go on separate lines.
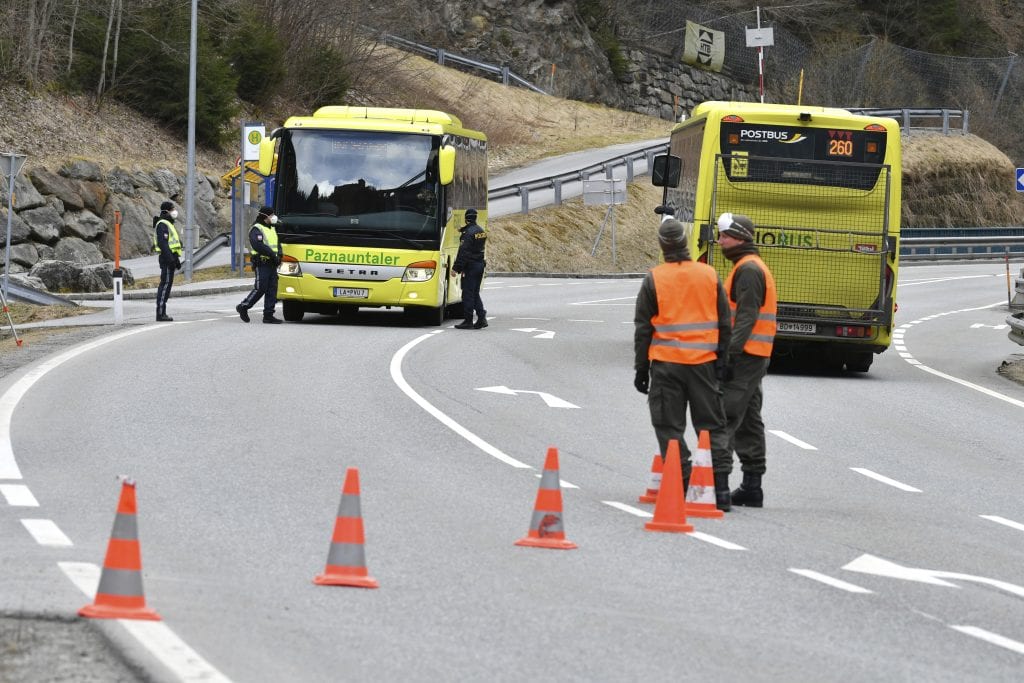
476, 385, 579, 408
842, 553, 1024, 597
510, 327, 556, 339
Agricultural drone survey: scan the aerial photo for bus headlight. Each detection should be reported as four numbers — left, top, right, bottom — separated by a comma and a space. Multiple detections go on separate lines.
280, 255, 301, 276
402, 260, 437, 282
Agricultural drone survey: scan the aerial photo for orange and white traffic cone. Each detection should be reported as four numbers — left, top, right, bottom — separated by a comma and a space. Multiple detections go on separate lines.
638, 454, 663, 504
515, 447, 577, 549
314, 468, 379, 588
644, 439, 694, 533
79, 477, 161, 620
685, 430, 723, 519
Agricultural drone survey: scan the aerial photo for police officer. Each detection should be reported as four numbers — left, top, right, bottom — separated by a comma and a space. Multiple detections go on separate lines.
716, 213, 778, 508
634, 219, 734, 509
453, 208, 487, 329
153, 200, 181, 322
236, 206, 283, 324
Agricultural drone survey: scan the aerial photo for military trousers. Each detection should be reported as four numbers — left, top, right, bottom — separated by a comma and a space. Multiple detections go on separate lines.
722, 352, 771, 475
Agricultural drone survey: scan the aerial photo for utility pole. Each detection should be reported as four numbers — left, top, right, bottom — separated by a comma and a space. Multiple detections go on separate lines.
184, 0, 197, 282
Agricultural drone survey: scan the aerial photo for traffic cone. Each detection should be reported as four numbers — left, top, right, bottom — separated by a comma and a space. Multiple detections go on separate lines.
685, 430, 724, 519
644, 439, 694, 533
314, 468, 379, 588
79, 478, 161, 620
638, 454, 663, 503
515, 447, 577, 549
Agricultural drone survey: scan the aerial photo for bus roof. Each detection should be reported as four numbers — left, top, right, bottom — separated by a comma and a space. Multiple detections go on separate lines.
281, 106, 487, 141
677, 100, 899, 135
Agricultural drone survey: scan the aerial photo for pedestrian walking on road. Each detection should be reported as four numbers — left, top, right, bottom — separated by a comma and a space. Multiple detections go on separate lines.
453, 208, 487, 329
716, 212, 778, 508
236, 206, 283, 324
634, 219, 734, 510
153, 200, 181, 322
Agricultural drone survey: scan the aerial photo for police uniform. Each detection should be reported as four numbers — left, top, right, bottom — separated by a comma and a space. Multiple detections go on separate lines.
153, 201, 181, 322
453, 209, 487, 329
634, 220, 733, 507
236, 206, 283, 324
716, 213, 778, 507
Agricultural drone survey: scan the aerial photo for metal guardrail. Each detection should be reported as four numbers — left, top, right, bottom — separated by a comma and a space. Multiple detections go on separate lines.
488, 141, 669, 214
192, 233, 230, 268
4, 280, 78, 306
846, 108, 969, 135
382, 34, 546, 94
901, 231, 1024, 260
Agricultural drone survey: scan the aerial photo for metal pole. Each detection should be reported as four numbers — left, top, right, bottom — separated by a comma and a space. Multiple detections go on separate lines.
757, 6, 764, 103
995, 53, 1017, 111
3, 169, 13, 299
183, 0, 197, 282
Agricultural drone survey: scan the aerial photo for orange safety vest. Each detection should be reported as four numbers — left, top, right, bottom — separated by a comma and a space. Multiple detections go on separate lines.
724, 254, 777, 357
648, 261, 722, 365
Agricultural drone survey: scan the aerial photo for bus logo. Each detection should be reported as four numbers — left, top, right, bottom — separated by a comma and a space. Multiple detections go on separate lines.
739, 129, 806, 144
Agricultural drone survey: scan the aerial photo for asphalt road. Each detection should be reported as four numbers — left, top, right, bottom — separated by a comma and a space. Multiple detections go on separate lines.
2, 262, 1023, 681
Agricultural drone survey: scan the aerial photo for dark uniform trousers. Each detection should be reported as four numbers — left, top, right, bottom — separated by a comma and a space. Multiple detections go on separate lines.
461, 260, 486, 321
156, 253, 176, 316
722, 352, 771, 475
239, 259, 279, 317
648, 360, 732, 477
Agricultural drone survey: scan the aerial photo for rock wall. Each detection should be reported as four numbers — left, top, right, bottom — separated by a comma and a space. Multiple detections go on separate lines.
0, 159, 229, 292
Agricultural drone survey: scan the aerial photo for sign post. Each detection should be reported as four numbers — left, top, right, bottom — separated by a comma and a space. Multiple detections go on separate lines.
235, 122, 265, 277
1, 152, 28, 301
112, 210, 124, 324
745, 6, 775, 104
585, 178, 627, 267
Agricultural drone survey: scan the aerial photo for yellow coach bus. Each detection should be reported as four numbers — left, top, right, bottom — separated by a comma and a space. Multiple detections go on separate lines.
256, 106, 487, 324
652, 101, 901, 372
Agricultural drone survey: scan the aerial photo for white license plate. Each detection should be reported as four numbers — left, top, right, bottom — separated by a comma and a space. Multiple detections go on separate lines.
333, 288, 368, 299
778, 321, 816, 334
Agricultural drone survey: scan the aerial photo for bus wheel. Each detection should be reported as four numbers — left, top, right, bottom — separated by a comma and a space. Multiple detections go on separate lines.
336, 305, 359, 321
282, 301, 304, 322
845, 352, 873, 373
405, 305, 444, 326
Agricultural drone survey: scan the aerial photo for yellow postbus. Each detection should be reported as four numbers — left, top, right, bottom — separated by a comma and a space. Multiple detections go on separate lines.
652, 101, 901, 372
256, 106, 487, 324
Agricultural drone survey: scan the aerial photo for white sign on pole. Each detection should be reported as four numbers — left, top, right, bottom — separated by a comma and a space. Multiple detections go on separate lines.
242, 124, 265, 161
745, 27, 774, 47
583, 179, 626, 206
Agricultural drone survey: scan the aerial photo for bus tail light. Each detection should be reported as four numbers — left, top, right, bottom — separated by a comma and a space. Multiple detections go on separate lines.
402, 260, 437, 282
864, 124, 886, 132
280, 254, 301, 276
836, 325, 871, 338
722, 115, 744, 123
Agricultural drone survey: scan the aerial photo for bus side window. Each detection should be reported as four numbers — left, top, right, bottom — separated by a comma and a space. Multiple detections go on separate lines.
652, 155, 682, 188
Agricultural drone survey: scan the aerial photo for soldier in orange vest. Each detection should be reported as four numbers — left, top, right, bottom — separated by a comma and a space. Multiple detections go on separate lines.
716, 213, 778, 508
634, 219, 734, 511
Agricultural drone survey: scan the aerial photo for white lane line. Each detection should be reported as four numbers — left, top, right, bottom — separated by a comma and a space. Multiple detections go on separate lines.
512, 317, 550, 321
900, 275, 996, 287
572, 296, 636, 306
1, 483, 39, 506
1, 325, 164, 480
535, 474, 579, 489
980, 515, 1024, 533
603, 501, 651, 517
567, 319, 604, 323
600, 502, 745, 548
390, 333, 531, 469
58, 562, 232, 682
850, 467, 922, 492
949, 625, 1024, 655
769, 430, 817, 450
21, 519, 73, 547
789, 569, 873, 593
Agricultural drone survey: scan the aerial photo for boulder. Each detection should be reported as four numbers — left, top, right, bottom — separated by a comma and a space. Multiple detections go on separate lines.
9, 272, 48, 292
20, 204, 64, 244
28, 168, 85, 211
54, 236, 105, 265
102, 194, 156, 258
151, 169, 180, 198
105, 167, 137, 195
63, 209, 106, 240
75, 180, 108, 215
8, 242, 39, 267
0, 173, 46, 210
28, 260, 79, 291
59, 159, 104, 182
0, 207, 32, 244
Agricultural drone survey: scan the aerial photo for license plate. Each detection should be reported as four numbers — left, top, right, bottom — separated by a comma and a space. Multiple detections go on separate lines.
333, 288, 368, 299
778, 321, 816, 334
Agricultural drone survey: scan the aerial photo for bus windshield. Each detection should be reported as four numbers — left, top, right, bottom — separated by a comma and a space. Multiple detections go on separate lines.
277, 129, 440, 244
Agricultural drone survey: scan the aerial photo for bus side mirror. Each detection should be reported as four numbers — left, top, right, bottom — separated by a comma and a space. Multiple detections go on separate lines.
258, 138, 276, 176
651, 154, 681, 188
438, 145, 456, 185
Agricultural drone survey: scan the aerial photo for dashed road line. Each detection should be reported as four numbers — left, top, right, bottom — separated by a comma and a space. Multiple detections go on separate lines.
600, 501, 745, 548
789, 568, 873, 593
21, 519, 73, 547
850, 467, 922, 492
769, 430, 817, 450
980, 515, 1024, 533
949, 625, 1024, 655
1, 483, 39, 506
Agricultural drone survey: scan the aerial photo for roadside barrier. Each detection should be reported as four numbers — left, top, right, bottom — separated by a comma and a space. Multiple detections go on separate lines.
79, 477, 161, 620
684, 430, 723, 519
638, 454, 663, 504
515, 447, 577, 549
314, 468, 379, 588
644, 439, 694, 533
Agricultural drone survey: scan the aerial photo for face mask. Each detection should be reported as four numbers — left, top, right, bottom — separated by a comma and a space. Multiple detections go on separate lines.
170, 210, 178, 219
269, 215, 278, 225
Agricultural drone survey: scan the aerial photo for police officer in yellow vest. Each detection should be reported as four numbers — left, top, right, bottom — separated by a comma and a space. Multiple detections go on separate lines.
634, 219, 734, 509
153, 200, 182, 322
236, 206, 283, 324
716, 213, 778, 508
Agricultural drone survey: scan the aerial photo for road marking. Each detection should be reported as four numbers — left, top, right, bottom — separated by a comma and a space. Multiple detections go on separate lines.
0, 325, 163, 480
789, 569, 873, 593
602, 501, 651, 517
58, 562, 233, 682
949, 625, 1024, 655
980, 515, 1024, 533
476, 385, 580, 408
900, 274, 996, 287
536, 474, 579, 489
769, 430, 817, 450
510, 327, 555, 339
843, 553, 1024, 597
572, 296, 635, 306
1, 483, 38, 506
21, 519, 73, 546
600, 502, 745, 548
391, 333, 531, 469
849, 467, 922, 492
567, 319, 604, 323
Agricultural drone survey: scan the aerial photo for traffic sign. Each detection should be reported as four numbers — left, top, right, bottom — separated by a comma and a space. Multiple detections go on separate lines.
1016, 168, 1024, 192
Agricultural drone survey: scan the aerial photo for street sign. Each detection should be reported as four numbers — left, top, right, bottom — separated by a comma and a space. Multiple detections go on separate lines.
583, 179, 626, 206
1016, 168, 1024, 192
745, 27, 774, 47
242, 124, 265, 161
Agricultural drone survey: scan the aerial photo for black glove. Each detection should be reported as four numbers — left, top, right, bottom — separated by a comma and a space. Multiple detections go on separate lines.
715, 360, 734, 383
174, 254, 182, 271
634, 368, 650, 394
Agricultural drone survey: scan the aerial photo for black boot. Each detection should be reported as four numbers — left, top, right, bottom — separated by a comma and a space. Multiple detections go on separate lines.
714, 472, 732, 512
454, 319, 474, 329
473, 314, 488, 329
731, 472, 763, 507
